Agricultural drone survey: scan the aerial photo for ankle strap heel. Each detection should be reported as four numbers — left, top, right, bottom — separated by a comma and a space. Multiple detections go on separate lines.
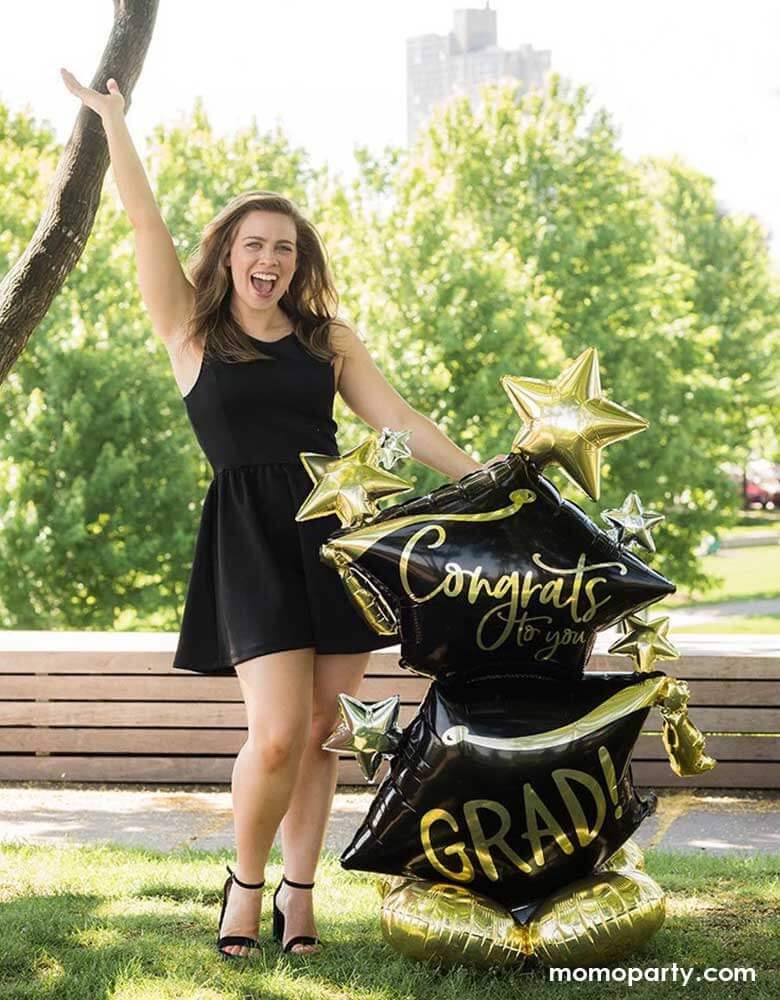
272, 874, 320, 952
226, 863, 265, 890
216, 864, 265, 960
282, 875, 315, 890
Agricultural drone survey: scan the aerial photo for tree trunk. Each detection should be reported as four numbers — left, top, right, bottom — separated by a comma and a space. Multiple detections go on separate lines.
0, 0, 159, 381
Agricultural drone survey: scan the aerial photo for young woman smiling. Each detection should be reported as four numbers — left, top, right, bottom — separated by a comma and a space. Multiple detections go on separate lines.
61, 68, 505, 961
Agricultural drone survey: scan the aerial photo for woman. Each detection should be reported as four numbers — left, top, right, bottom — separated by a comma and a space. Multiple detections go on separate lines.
61, 69, 505, 960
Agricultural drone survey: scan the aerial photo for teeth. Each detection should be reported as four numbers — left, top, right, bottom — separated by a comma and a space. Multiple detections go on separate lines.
252, 272, 277, 280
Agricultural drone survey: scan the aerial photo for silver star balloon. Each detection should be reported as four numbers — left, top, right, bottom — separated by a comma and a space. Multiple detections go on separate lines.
377, 427, 413, 469
601, 492, 665, 553
321, 693, 404, 782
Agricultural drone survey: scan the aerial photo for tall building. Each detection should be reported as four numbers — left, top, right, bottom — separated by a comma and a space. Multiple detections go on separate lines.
406, 4, 551, 143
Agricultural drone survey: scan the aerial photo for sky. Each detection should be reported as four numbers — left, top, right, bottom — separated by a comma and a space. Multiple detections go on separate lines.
2, 1, 778, 255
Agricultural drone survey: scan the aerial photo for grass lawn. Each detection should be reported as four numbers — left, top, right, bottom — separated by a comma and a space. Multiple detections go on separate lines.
0, 843, 777, 1000
726, 525, 780, 538
664, 545, 780, 607
674, 615, 780, 634
730, 511, 780, 534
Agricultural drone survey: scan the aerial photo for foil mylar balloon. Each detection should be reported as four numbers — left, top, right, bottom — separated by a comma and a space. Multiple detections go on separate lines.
296, 435, 412, 529
341, 671, 667, 915
321, 693, 403, 782
501, 347, 648, 501
321, 453, 675, 683
599, 836, 645, 873
526, 869, 666, 967
601, 491, 665, 553
609, 610, 680, 673
378, 878, 529, 969
377, 868, 665, 970
376, 427, 413, 469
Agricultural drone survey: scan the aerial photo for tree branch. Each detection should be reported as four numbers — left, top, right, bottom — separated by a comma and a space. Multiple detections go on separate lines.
0, 0, 160, 380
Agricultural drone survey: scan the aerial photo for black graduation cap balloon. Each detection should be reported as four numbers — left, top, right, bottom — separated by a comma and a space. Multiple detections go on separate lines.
320, 453, 675, 684
340, 671, 666, 915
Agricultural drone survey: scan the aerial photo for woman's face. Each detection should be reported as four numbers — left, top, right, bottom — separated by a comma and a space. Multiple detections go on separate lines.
224, 209, 298, 313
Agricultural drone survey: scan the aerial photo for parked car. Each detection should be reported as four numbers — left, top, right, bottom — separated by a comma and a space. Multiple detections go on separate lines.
722, 459, 780, 510
744, 478, 771, 508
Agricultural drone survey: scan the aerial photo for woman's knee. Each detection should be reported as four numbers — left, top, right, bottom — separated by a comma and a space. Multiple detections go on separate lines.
248, 726, 307, 772
309, 705, 341, 750
308, 655, 372, 749
236, 648, 315, 770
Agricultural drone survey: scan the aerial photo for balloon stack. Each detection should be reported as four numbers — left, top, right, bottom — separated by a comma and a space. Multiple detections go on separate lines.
296, 347, 715, 969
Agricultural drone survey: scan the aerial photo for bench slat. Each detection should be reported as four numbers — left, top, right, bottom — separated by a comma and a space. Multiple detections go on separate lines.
0, 756, 777, 789
1, 729, 776, 761
1, 676, 776, 706
1, 701, 779, 732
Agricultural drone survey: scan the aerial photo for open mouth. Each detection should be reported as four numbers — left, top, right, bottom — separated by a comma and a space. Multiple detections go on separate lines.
250, 273, 277, 296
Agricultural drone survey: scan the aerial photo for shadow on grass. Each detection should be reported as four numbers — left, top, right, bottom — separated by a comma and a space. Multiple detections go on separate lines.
0, 843, 777, 1000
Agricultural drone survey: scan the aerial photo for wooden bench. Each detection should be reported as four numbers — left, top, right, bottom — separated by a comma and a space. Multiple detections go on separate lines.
0, 632, 777, 788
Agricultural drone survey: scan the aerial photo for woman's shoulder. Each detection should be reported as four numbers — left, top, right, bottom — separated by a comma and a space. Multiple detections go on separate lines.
328, 318, 365, 356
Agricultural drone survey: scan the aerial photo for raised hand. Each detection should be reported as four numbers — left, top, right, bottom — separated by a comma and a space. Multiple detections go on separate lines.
60, 68, 125, 121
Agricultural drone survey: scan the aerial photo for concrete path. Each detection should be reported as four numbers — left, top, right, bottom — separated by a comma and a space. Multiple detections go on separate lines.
667, 597, 780, 626
720, 532, 779, 548
0, 785, 777, 857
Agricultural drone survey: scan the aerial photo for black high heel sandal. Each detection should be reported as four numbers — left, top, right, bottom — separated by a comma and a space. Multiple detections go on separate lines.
272, 875, 320, 953
216, 863, 265, 960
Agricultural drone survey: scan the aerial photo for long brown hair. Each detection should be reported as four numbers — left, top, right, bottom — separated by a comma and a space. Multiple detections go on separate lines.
178, 191, 339, 364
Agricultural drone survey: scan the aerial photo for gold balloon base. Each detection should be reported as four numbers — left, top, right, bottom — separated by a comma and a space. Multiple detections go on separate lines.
527, 869, 665, 968
378, 878, 530, 969
375, 842, 665, 969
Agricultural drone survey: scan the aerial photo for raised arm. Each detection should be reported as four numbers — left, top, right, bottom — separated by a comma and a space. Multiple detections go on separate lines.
331, 321, 490, 481
60, 69, 194, 344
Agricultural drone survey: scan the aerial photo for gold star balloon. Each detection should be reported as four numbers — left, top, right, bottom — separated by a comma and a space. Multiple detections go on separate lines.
500, 347, 648, 501
321, 693, 404, 782
296, 435, 413, 529
601, 492, 665, 553
608, 610, 680, 672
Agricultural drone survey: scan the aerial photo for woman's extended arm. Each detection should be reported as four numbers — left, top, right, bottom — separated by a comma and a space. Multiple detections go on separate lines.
332, 322, 505, 480
60, 70, 193, 342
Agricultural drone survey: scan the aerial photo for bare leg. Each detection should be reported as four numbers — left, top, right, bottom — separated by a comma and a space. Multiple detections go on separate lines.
218, 646, 315, 957
277, 650, 371, 953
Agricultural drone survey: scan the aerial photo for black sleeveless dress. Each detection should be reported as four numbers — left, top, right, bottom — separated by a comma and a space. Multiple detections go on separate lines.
171, 329, 399, 675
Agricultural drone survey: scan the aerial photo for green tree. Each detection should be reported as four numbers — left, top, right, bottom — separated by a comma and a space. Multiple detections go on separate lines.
324, 74, 780, 592
0, 100, 319, 628
1, 73, 777, 628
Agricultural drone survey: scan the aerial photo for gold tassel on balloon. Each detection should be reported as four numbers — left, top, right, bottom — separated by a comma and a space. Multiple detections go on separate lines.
501, 347, 648, 501
654, 676, 716, 777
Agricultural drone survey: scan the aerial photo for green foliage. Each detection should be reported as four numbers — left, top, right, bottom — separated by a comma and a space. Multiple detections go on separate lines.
0, 102, 320, 628
146, 96, 315, 260
325, 75, 780, 591
0, 74, 778, 628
